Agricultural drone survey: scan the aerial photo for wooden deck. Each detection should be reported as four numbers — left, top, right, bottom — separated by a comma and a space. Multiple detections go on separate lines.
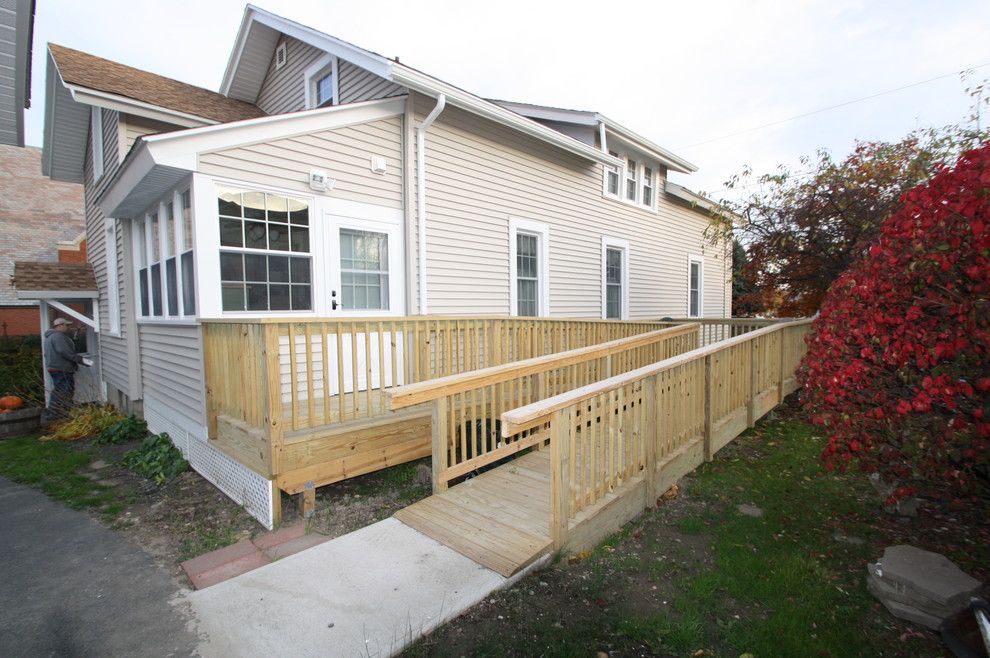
394, 450, 552, 577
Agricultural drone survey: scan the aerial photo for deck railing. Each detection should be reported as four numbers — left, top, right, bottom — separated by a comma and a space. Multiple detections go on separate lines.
499, 319, 813, 550
659, 317, 784, 346
202, 316, 672, 445
387, 323, 702, 490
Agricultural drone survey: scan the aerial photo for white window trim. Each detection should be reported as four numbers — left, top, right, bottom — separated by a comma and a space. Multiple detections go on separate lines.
602, 149, 658, 212
91, 107, 104, 180
603, 150, 621, 199
687, 254, 704, 318
104, 218, 121, 336
601, 236, 630, 320
508, 217, 550, 317
303, 54, 339, 109
133, 186, 198, 322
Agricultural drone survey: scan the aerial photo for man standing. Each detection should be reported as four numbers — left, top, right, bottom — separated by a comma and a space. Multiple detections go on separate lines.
42, 318, 85, 423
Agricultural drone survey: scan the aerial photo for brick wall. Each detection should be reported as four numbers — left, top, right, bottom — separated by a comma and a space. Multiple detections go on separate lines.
0, 144, 86, 307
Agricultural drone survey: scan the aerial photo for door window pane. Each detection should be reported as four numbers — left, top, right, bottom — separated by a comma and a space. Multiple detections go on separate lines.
339, 229, 389, 310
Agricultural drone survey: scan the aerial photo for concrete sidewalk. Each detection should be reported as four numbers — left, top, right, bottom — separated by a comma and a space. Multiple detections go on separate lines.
0, 476, 198, 656
186, 517, 545, 657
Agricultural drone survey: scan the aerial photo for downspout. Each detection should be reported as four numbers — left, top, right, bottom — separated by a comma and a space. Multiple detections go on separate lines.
598, 120, 608, 153
416, 93, 446, 315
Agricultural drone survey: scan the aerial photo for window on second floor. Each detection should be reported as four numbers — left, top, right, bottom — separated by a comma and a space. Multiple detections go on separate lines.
604, 150, 659, 210
625, 158, 638, 201
305, 55, 338, 109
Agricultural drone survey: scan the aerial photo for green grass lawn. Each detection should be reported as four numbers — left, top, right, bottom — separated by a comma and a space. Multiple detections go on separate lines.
0, 435, 127, 518
405, 410, 978, 657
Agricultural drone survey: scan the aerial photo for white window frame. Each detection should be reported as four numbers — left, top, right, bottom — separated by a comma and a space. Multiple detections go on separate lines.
624, 157, 638, 202
104, 218, 121, 335
642, 165, 655, 210
91, 107, 104, 180
509, 217, 550, 317
687, 255, 704, 318
601, 237, 630, 320
603, 148, 659, 211
304, 54, 339, 109
603, 150, 621, 198
133, 186, 198, 324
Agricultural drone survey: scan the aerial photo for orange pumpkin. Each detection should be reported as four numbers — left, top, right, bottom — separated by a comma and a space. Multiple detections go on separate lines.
0, 396, 24, 411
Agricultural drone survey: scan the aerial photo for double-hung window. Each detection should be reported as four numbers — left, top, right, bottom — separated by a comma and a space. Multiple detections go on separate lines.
180, 191, 195, 315
642, 166, 654, 208
509, 218, 550, 317
688, 256, 704, 317
602, 237, 629, 320
149, 212, 162, 316
625, 158, 638, 202
218, 187, 312, 312
605, 150, 620, 197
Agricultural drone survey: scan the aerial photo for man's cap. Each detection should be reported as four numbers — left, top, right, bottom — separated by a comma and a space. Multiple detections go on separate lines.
52, 318, 73, 326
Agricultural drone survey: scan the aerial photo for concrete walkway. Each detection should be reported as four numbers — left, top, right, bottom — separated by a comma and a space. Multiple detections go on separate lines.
0, 476, 198, 657
186, 517, 545, 657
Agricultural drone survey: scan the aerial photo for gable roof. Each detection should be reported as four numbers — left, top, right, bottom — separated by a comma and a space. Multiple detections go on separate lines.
49, 44, 264, 125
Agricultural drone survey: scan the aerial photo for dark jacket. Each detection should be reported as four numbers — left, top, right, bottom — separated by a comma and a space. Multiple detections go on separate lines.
43, 329, 83, 373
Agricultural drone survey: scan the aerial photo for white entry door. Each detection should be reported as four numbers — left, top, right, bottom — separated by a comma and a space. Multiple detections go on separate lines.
324, 204, 404, 317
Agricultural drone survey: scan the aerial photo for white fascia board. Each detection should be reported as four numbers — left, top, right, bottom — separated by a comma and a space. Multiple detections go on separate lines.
221, 5, 394, 96
601, 118, 697, 173
41, 53, 59, 177
65, 85, 214, 128
16, 290, 99, 300
99, 142, 157, 217
393, 66, 621, 167
493, 101, 600, 126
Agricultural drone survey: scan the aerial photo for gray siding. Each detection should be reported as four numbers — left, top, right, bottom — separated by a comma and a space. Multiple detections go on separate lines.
337, 60, 404, 104
256, 36, 406, 115
120, 114, 178, 155
197, 117, 404, 208
138, 324, 205, 427
256, 37, 324, 115
410, 95, 731, 319
84, 108, 131, 393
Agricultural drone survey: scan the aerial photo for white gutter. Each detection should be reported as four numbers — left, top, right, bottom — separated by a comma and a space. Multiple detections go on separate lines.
416, 94, 446, 315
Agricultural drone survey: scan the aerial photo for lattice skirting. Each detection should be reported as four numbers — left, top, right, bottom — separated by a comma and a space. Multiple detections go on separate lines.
143, 396, 274, 529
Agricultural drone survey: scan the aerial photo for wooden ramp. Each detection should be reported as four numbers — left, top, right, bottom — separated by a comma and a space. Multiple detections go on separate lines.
394, 451, 552, 577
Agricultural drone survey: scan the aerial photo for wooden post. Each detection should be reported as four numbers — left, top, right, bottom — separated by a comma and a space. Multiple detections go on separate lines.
777, 328, 786, 404
643, 376, 658, 507
262, 324, 284, 477
703, 354, 713, 462
550, 407, 571, 551
203, 324, 218, 439
747, 337, 758, 428
299, 481, 316, 518
270, 480, 282, 528
432, 397, 449, 492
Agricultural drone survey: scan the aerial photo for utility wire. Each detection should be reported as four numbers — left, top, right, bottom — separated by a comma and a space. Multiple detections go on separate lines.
678, 61, 990, 150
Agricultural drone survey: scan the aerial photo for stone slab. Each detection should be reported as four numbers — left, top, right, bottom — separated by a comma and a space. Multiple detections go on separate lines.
262, 533, 329, 560
251, 521, 307, 551
877, 545, 979, 607
187, 551, 271, 590
866, 568, 957, 619
879, 597, 944, 631
181, 538, 258, 576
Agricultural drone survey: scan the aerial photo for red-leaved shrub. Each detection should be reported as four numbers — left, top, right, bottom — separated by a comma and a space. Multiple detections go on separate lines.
799, 143, 990, 501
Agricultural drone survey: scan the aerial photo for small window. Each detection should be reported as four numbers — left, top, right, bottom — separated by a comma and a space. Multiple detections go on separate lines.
275, 42, 287, 70
625, 158, 638, 201
105, 220, 120, 334
509, 218, 549, 317
605, 150, 620, 196
316, 73, 334, 107
91, 107, 104, 180
602, 237, 629, 320
305, 56, 337, 109
642, 166, 654, 207
688, 257, 703, 318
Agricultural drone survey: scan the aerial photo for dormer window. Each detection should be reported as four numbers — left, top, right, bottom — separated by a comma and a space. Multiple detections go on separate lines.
304, 55, 338, 109
642, 166, 654, 207
602, 149, 659, 211
606, 151, 620, 196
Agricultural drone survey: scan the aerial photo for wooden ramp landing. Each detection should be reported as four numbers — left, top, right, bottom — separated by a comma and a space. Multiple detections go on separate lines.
394, 451, 552, 577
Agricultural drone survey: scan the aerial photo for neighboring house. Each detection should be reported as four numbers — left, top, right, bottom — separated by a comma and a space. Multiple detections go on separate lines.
41, 5, 731, 526
0, 0, 34, 147
0, 144, 86, 337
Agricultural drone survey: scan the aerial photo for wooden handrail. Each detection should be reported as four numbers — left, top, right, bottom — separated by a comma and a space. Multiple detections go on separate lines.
387, 324, 699, 410
500, 318, 814, 436
199, 315, 680, 326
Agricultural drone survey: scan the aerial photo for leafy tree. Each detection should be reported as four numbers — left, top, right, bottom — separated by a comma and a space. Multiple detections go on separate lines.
731, 239, 761, 316
799, 142, 989, 501
713, 78, 988, 317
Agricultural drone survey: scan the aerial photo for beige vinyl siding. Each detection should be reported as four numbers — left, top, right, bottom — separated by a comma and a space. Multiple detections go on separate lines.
337, 60, 404, 104
84, 108, 132, 392
197, 117, 403, 208
138, 324, 205, 426
256, 37, 325, 115
120, 114, 179, 155
411, 95, 730, 319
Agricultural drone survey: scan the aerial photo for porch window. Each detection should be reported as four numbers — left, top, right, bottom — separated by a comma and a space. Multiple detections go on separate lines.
688, 256, 703, 317
217, 187, 312, 312
134, 187, 196, 321
163, 201, 178, 316
509, 218, 550, 317
149, 212, 162, 316
339, 229, 389, 310
136, 217, 149, 316
180, 190, 195, 315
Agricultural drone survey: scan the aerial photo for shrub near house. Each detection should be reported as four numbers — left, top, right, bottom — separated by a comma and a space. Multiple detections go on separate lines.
800, 143, 989, 500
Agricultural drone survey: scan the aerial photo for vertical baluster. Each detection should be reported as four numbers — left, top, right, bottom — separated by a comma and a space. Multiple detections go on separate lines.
305, 324, 315, 427
350, 322, 359, 418
288, 323, 298, 432
378, 321, 386, 414
336, 324, 345, 423
321, 322, 331, 426
364, 321, 373, 414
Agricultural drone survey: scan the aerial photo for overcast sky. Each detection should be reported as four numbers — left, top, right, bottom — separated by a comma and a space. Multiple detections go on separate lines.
25, 0, 990, 199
